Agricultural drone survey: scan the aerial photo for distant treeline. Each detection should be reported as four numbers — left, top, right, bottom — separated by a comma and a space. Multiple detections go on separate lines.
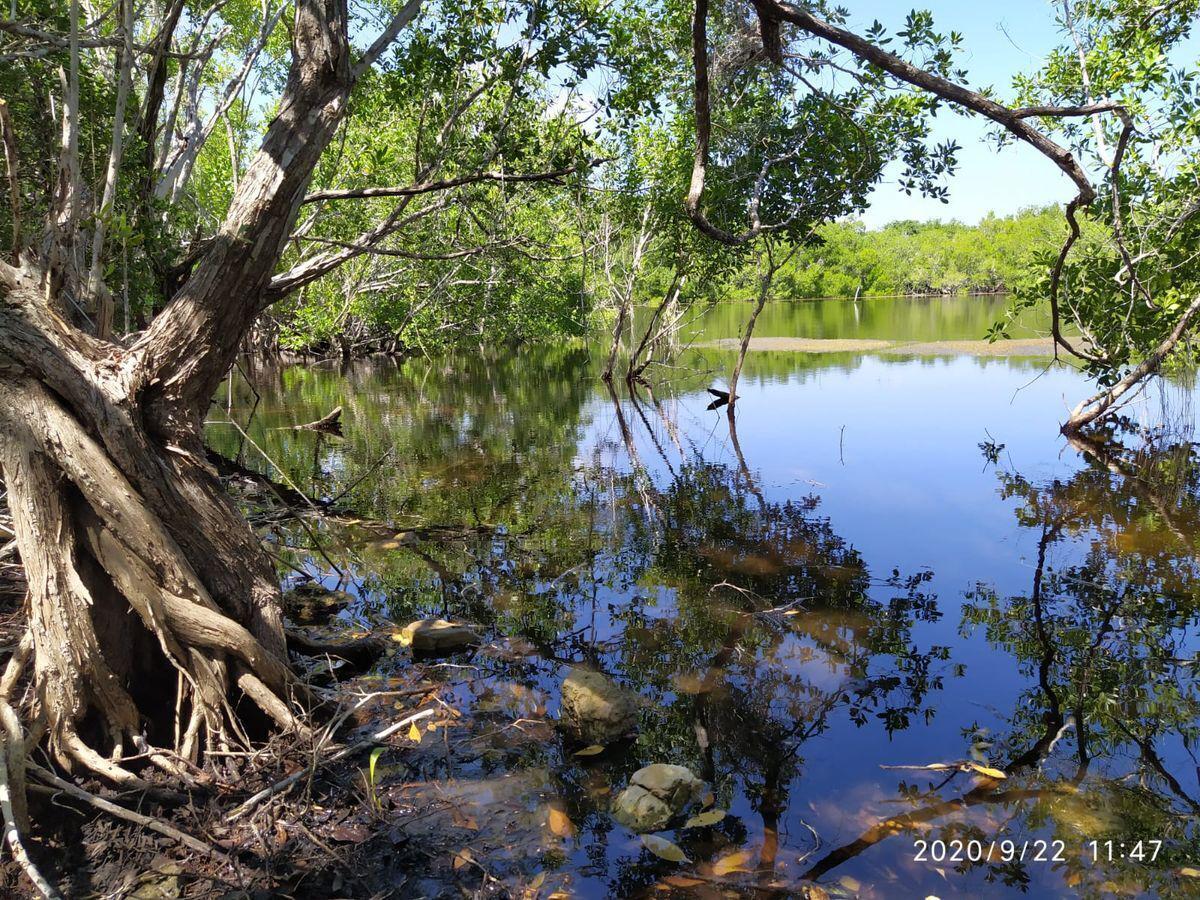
683, 206, 1064, 301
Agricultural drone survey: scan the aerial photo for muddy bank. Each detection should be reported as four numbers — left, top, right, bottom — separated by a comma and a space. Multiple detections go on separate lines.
700, 336, 1058, 357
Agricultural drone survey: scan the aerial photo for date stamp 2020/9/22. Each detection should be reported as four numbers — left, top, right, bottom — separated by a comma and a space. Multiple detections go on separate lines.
912, 838, 1166, 864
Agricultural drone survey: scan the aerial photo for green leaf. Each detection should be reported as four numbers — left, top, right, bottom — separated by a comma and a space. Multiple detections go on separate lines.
368, 746, 385, 786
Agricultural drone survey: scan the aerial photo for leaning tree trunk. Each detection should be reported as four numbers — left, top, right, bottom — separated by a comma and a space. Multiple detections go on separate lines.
0, 0, 361, 785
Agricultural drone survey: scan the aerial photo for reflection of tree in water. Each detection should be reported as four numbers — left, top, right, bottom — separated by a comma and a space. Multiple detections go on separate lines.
804, 433, 1200, 897
597, 390, 948, 896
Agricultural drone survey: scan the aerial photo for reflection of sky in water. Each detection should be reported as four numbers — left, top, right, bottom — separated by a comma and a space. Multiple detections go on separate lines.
213, 301, 1200, 898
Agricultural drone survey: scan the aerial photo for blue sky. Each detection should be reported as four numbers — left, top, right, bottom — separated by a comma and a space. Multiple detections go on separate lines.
849, 1, 1075, 226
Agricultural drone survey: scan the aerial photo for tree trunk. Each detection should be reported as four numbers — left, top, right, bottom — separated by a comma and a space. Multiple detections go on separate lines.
0, 0, 361, 783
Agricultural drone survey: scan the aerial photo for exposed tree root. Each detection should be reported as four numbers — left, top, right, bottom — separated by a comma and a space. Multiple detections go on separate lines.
0, 740, 58, 900
0, 373, 312, 806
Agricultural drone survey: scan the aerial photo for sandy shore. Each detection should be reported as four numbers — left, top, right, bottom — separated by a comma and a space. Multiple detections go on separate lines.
700, 336, 1058, 357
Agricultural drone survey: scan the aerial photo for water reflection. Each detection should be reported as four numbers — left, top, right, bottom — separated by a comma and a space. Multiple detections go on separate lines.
207, 309, 1200, 898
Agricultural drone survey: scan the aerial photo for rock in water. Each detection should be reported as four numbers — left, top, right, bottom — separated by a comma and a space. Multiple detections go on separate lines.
283, 583, 355, 624
401, 618, 480, 653
612, 764, 704, 833
560, 668, 640, 743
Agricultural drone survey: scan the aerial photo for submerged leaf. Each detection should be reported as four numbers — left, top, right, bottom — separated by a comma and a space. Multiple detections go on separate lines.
453, 848, 473, 870
641, 834, 690, 863
548, 806, 575, 837
683, 809, 726, 828
662, 875, 705, 888
711, 848, 754, 875
573, 744, 606, 757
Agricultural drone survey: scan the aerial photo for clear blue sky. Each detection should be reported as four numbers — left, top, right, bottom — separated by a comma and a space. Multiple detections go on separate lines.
848, 1, 1075, 226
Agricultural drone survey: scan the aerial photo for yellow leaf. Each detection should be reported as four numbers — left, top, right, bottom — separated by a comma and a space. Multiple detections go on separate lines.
573, 745, 606, 757
838, 875, 861, 892
641, 834, 690, 863
426, 721, 438, 732
711, 848, 754, 876
966, 763, 1007, 780
453, 848, 473, 870
408, 722, 422, 743
392, 630, 413, 646
683, 809, 726, 829
547, 893, 570, 900
1180, 867, 1200, 878
548, 806, 575, 838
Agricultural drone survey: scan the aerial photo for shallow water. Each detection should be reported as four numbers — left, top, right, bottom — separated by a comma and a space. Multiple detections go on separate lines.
210, 298, 1200, 898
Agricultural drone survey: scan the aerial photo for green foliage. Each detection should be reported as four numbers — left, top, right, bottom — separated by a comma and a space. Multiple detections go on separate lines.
672, 207, 1065, 302
1007, 0, 1200, 380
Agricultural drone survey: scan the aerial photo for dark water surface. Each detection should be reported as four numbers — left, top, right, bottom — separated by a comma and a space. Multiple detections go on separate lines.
209, 298, 1200, 898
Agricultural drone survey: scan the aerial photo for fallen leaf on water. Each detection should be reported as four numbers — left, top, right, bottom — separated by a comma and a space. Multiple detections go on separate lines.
683, 809, 726, 828
548, 806, 575, 838
838, 875, 861, 893
408, 722, 422, 743
641, 834, 690, 863
965, 763, 1007, 780
452, 848, 473, 870
573, 745, 606, 757
700, 791, 716, 808
711, 848, 754, 876
547, 893, 570, 900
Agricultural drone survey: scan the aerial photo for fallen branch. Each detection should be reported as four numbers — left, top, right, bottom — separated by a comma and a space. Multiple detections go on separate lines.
291, 406, 342, 435
29, 764, 233, 868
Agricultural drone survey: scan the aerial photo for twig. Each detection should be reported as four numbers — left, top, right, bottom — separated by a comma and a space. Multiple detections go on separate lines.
228, 707, 435, 820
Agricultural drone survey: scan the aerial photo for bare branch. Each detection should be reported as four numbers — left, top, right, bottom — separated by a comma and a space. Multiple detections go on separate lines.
301, 158, 607, 204
352, 0, 424, 79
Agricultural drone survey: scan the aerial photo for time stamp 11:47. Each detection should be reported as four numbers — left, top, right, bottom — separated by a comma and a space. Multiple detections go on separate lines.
912, 838, 1166, 864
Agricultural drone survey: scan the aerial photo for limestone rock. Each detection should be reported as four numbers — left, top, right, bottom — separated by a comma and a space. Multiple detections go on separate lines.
401, 618, 480, 653
560, 668, 639, 744
612, 764, 704, 833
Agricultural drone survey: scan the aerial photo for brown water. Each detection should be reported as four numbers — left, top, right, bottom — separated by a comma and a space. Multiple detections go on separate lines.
208, 298, 1200, 898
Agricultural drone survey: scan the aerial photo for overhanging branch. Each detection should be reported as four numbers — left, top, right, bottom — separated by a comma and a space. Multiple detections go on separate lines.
301, 157, 608, 204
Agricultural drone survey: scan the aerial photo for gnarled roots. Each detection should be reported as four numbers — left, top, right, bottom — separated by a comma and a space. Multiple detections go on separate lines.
0, 373, 311, 803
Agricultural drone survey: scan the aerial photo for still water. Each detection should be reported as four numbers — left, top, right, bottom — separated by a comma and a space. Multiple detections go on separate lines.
210, 298, 1200, 898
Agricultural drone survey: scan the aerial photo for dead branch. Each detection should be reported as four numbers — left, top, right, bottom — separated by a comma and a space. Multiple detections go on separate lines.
29, 764, 233, 867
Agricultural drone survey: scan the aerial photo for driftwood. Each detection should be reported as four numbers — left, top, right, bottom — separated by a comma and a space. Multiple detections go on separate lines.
292, 405, 343, 436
